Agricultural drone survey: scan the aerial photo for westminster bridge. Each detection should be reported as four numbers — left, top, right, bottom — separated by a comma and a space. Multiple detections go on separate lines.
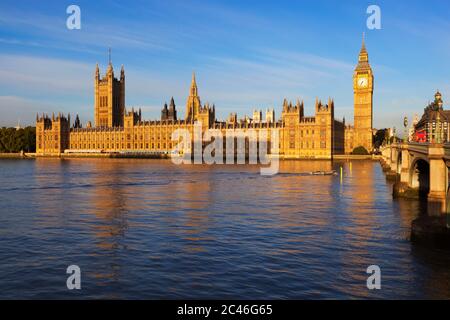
381, 142, 450, 217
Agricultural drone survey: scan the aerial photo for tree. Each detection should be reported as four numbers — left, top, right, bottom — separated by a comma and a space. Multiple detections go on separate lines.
374, 129, 388, 148
352, 146, 369, 155
0, 126, 36, 153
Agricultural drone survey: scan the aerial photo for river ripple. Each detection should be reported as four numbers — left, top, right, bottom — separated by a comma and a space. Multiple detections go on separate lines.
0, 159, 449, 299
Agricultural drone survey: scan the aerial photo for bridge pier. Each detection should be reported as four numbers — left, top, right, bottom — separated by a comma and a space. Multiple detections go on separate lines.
384, 144, 399, 180
389, 146, 398, 172
400, 147, 410, 184
427, 144, 447, 216
380, 147, 391, 172
393, 145, 417, 198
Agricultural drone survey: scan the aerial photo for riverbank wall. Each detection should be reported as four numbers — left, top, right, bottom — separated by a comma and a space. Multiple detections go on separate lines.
33, 152, 169, 159
0, 152, 35, 159
7, 153, 381, 161
333, 154, 381, 161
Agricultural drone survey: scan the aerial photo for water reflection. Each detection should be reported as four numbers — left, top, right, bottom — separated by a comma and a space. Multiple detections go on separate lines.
0, 159, 450, 299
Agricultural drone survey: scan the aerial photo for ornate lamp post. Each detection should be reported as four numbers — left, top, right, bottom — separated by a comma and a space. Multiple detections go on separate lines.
436, 113, 441, 144
403, 116, 408, 144
393, 127, 396, 144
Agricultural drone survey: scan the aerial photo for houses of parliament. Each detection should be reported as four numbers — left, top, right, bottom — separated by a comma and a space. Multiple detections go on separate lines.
36, 38, 374, 159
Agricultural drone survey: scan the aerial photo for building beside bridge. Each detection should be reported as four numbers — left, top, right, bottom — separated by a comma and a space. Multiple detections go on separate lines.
36, 38, 375, 158
413, 91, 449, 143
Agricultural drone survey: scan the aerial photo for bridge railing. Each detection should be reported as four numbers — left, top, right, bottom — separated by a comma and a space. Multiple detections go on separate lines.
405, 142, 429, 154
380, 142, 430, 158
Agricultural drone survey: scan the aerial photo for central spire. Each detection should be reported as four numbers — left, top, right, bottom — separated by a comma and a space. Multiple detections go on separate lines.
186, 71, 201, 122
106, 48, 113, 73
190, 71, 198, 96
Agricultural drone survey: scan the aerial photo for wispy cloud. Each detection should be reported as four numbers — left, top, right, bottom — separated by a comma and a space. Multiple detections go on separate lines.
0, 47, 358, 125
0, 54, 92, 94
0, 5, 172, 53
192, 48, 356, 119
0, 0, 449, 131
0, 96, 57, 126
259, 48, 354, 71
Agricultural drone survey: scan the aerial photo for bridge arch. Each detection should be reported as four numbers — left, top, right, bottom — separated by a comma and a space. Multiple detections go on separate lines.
410, 158, 430, 199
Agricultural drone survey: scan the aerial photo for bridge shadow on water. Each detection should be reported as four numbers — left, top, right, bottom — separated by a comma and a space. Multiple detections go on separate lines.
415, 160, 430, 201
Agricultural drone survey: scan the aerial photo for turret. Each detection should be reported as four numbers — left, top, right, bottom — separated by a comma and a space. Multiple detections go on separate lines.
296, 99, 304, 118
282, 98, 288, 112
168, 97, 177, 121
435, 90, 444, 109
125, 107, 141, 127
95, 63, 100, 80
73, 114, 82, 128
281, 98, 301, 125
266, 108, 275, 124
161, 103, 169, 121
196, 101, 215, 127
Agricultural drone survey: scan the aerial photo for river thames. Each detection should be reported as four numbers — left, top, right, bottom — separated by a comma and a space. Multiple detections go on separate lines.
0, 159, 449, 299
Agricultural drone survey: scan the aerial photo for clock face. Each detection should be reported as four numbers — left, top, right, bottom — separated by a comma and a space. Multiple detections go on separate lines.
358, 77, 368, 88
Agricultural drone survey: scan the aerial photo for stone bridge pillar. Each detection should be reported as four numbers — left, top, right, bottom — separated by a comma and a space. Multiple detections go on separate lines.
400, 145, 410, 184
390, 145, 398, 172
393, 144, 413, 197
382, 147, 391, 166
428, 144, 447, 215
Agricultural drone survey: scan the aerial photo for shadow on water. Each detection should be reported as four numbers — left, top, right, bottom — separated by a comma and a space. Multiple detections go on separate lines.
410, 244, 450, 299
389, 159, 450, 251
417, 160, 430, 201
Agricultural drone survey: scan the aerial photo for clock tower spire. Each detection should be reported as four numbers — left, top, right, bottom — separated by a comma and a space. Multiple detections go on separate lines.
353, 33, 374, 153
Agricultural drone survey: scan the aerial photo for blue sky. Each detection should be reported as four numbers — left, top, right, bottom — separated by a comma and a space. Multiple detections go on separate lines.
0, 0, 449, 131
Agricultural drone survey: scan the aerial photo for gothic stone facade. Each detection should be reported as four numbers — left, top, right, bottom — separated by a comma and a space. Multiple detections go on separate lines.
413, 91, 450, 143
36, 39, 373, 158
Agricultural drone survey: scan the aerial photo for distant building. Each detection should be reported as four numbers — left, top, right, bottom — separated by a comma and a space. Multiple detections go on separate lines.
408, 114, 419, 142
414, 91, 449, 143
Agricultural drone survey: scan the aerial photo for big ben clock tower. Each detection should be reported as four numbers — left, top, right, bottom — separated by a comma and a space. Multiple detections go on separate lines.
353, 34, 374, 153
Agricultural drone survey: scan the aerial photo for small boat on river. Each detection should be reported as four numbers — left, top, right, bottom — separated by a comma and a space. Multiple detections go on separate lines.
311, 170, 338, 176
